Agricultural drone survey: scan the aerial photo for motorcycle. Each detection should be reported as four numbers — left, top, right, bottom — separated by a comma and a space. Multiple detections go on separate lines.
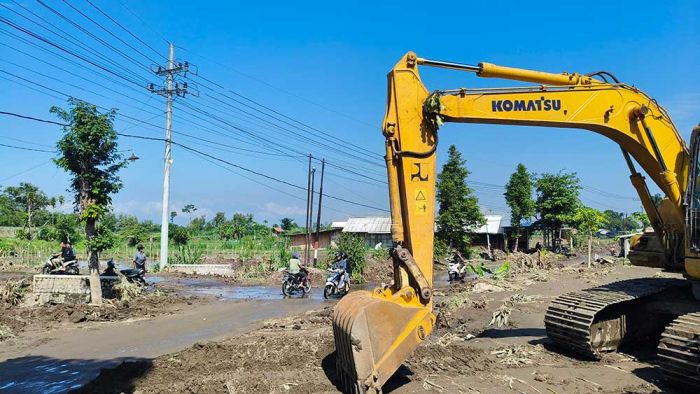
448, 260, 467, 282
282, 267, 310, 296
323, 268, 349, 299
42, 254, 79, 275
103, 259, 147, 286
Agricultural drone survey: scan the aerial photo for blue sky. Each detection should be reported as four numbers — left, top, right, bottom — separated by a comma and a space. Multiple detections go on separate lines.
0, 0, 698, 226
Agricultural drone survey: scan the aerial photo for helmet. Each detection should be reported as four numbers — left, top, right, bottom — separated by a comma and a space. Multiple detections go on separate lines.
292, 252, 300, 259
107, 259, 116, 269
137, 244, 145, 251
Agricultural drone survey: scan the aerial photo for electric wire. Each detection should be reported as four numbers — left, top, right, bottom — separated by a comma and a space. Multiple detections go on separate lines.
1, 0, 149, 84
0, 111, 390, 213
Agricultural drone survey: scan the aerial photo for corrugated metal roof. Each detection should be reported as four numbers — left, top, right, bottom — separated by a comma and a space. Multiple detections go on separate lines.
470, 215, 505, 234
330, 221, 347, 229
342, 217, 391, 234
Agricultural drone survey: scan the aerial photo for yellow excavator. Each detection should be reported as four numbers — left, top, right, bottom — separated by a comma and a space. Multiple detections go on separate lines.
333, 51, 700, 392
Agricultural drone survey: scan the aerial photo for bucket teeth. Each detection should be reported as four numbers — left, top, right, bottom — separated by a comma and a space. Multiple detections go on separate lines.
333, 289, 434, 393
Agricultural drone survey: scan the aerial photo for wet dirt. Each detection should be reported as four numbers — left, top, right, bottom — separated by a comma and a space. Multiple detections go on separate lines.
83, 260, 687, 393
0, 271, 339, 393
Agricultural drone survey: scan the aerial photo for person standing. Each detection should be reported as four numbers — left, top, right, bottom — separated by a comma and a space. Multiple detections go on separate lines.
133, 244, 147, 272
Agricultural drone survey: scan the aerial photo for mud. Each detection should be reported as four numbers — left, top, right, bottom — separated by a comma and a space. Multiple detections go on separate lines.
0, 283, 201, 341
82, 258, 686, 393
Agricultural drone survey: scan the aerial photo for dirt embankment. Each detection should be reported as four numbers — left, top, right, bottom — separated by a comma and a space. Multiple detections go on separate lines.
81, 257, 679, 394
0, 278, 202, 342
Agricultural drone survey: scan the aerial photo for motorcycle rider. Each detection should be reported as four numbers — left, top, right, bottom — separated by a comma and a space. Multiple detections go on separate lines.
333, 251, 350, 288
61, 242, 76, 263
133, 244, 147, 272
103, 259, 118, 276
288, 252, 308, 286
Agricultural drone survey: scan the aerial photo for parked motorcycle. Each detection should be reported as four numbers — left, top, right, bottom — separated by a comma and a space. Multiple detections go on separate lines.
323, 268, 349, 299
282, 267, 310, 296
42, 254, 79, 275
103, 259, 147, 286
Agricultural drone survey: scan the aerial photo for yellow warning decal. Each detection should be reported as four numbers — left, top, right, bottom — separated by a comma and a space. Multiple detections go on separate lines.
415, 189, 428, 215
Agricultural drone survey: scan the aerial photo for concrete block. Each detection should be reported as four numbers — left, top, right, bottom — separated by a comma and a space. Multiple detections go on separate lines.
30, 274, 121, 304
167, 264, 235, 277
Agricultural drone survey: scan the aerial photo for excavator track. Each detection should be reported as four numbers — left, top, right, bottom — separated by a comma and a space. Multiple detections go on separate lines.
545, 277, 687, 358
658, 312, 700, 389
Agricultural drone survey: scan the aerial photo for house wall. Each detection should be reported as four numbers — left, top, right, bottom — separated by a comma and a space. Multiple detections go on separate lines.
288, 230, 340, 248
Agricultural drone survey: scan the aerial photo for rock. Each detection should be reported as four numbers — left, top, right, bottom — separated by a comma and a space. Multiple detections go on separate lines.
472, 282, 505, 293
70, 311, 87, 323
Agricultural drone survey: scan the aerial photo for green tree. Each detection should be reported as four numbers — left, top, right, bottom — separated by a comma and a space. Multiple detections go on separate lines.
436, 145, 485, 251
218, 222, 235, 240
5, 182, 52, 237
188, 215, 206, 232
632, 210, 651, 229
574, 206, 606, 268
211, 212, 226, 228
504, 164, 535, 251
280, 217, 297, 231
181, 203, 197, 223
51, 99, 128, 304
231, 213, 254, 239
651, 193, 663, 207
118, 216, 150, 247
535, 171, 581, 245
168, 224, 190, 245
169, 211, 177, 223
0, 191, 25, 226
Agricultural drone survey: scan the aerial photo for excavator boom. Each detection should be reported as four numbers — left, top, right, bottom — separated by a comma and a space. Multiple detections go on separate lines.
332, 51, 698, 392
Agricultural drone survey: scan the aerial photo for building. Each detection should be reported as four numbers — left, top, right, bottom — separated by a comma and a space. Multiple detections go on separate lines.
341, 217, 393, 248
468, 215, 507, 250
287, 227, 342, 249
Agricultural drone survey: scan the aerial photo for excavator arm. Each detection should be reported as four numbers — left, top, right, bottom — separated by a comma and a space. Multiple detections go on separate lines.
333, 51, 692, 393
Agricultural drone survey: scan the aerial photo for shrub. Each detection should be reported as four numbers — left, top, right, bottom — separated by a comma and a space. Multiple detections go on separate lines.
172, 244, 204, 265
433, 238, 450, 261
368, 247, 389, 261
169, 224, 190, 245
15, 228, 31, 240
334, 233, 366, 283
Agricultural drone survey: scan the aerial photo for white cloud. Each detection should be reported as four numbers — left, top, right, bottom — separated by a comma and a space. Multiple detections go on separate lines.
113, 200, 163, 218
260, 202, 306, 217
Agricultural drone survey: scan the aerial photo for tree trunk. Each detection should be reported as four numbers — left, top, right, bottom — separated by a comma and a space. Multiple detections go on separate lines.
587, 232, 592, 269
513, 235, 519, 252
85, 217, 102, 305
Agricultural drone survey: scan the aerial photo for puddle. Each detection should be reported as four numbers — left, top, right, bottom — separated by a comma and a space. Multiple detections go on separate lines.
172, 277, 330, 301
0, 359, 105, 394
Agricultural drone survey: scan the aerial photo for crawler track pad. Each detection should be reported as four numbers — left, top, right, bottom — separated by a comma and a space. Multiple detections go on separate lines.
333, 289, 434, 393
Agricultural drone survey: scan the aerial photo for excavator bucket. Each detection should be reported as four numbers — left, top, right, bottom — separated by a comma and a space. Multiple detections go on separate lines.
333, 286, 434, 393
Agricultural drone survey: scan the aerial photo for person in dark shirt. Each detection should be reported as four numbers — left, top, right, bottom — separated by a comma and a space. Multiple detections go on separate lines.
133, 244, 147, 272
61, 242, 76, 262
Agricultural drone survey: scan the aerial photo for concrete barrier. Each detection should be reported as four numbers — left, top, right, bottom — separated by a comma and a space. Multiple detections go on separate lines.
167, 264, 235, 277
30, 274, 120, 304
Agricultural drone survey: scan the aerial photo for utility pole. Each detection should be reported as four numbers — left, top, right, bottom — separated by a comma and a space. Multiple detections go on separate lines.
304, 154, 312, 266
149, 43, 195, 269
313, 159, 325, 266
308, 168, 316, 265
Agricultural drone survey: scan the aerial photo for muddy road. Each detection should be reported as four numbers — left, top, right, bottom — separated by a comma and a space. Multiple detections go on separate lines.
0, 278, 332, 393
81, 262, 688, 393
